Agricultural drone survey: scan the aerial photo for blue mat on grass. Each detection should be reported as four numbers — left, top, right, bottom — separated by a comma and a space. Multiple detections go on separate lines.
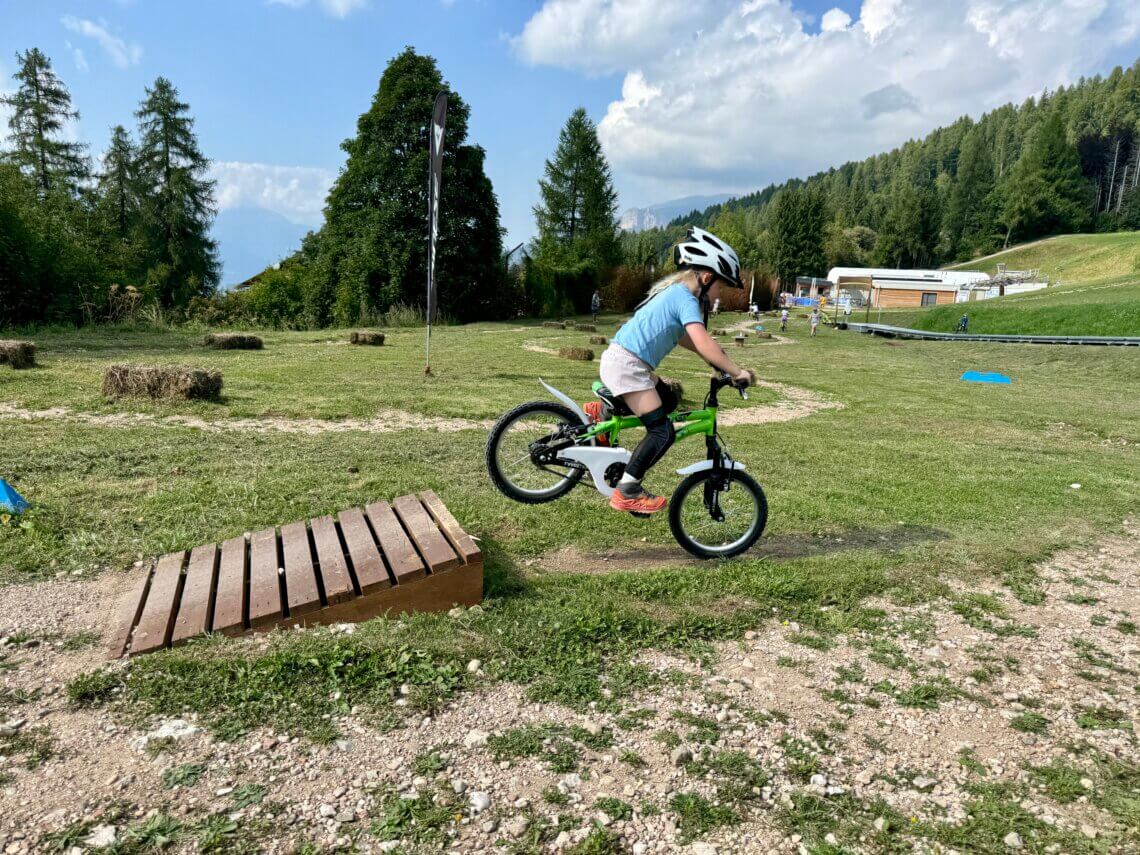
961, 371, 1012, 384
1, 479, 30, 514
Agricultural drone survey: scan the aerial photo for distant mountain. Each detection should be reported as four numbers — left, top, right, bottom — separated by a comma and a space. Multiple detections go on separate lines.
619, 194, 734, 232
211, 207, 313, 288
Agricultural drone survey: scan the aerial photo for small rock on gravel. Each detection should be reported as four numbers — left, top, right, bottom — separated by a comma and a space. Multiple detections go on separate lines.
1004, 831, 1023, 849
670, 746, 693, 766
84, 826, 117, 848
464, 729, 489, 749
912, 776, 937, 792
505, 816, 531, 838
469, 791, 491, 813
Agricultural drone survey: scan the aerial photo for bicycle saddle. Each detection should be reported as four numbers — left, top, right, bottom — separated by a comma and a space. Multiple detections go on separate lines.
592, 383, 633, 416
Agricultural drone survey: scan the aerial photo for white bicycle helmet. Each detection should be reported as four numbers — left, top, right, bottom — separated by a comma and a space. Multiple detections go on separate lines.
674, 226, 743, 289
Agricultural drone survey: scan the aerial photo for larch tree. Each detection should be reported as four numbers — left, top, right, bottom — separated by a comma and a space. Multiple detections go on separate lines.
95, 124, 145, 280
945, 126, 998, 257
533, 107, 621, 269
135, 77, 219, 306
1, 48, 88, 196
768, 185, 827, 290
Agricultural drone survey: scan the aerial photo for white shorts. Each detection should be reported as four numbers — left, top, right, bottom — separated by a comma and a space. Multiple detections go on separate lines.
599, 344, 656, 395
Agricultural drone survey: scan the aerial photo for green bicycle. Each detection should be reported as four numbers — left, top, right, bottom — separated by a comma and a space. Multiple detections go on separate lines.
486, 373, 768, 559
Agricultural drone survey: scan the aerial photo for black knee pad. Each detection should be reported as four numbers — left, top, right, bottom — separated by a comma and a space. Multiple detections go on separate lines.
654, 378, 678, 414
626, 404, 676, 480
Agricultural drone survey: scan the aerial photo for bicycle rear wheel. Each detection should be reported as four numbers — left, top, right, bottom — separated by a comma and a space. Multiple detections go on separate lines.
486, 401, 584, 503
668, 470, 767, 559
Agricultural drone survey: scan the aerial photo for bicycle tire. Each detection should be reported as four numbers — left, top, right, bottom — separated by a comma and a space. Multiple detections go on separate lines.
668, 469, 767, 559
486, 401, 585, 504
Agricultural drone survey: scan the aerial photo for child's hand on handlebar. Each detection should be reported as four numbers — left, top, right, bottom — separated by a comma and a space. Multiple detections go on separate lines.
732, 368, 755, 389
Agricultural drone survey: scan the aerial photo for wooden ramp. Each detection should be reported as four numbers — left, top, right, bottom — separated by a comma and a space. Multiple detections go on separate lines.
107, 491, 482, 659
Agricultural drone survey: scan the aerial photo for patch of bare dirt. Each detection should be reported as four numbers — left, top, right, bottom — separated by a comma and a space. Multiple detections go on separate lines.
0, 402, 491, 435
2, 526, 1136, 853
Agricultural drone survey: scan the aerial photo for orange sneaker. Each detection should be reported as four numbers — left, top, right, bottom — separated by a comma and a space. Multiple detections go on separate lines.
610, 487, 667, 514
583, 401, 610, 446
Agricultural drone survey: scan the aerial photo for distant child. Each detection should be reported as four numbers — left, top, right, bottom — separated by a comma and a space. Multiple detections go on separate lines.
712, 297, 721, 316
591, 289, 602, 323
958, 313, 969, 333
779, 308, 789, 331
810, 308, 821, 337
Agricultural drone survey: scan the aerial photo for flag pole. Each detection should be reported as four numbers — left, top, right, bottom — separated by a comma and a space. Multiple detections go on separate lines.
424, 91, 448, 376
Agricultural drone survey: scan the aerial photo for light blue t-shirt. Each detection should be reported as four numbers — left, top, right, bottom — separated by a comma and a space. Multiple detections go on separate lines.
613, 284, 704, 369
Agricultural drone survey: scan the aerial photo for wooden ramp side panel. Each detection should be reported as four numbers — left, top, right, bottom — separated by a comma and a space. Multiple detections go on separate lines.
311, 515, 354, 604
248, 528, 283, 629
281, 521, 322, 618
365, 501, 426, 584
419, 491, 481, 565
129, 551, 188, 655
392, 494, 460, 573
338, 507, 390, 594
106, 564, 155, 659
212, 535, 248, 636
171, 544, 219, 646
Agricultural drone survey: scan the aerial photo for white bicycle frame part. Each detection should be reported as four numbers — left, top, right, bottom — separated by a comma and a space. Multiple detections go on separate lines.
539, 379, 590, 426
558, 446, 631, 497
676, 459, 746, 475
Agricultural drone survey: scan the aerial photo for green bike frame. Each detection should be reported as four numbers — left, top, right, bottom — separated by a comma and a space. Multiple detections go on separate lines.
580, 381, 717, 447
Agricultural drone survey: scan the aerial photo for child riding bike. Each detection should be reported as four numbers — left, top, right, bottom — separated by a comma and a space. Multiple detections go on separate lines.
584, 227, 752, 516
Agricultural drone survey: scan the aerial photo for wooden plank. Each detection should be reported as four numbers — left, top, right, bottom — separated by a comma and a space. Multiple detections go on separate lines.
365, 500, 426, 584
129, 551, 187, 655
310, 515, 354, 604
338, 507, 390, 594
212, 535, 248, 636
171, 544, 219, 646
392, 494, 460, 574
286, 558, 484, 629
280, 521, 322, 617
418, 491, 480, 565
247, 527, 283, 628
106, 564, 154, 659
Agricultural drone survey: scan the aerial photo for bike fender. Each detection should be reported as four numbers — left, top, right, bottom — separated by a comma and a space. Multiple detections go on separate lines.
559, 446, 631, 497
676, 459, 746, 476
540, 379, 590, 426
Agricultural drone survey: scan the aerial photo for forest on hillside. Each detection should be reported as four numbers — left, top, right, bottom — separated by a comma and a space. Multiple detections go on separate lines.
623, 60, 1140, 290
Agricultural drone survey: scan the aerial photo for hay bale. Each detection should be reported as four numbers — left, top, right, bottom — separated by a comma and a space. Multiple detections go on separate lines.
349, 331, 386, 346
204, 333, 263, 350
102, 364, 223, 401
712, 328, 728, 337
542, 321, 564, 329
755, 331, 772, 339
573, 323, 597, 332
658, 375, 684, 403
589, 335, 608, 345
558, 347, 594, 362
734, 334, 746, 348
0, 340, 36, 370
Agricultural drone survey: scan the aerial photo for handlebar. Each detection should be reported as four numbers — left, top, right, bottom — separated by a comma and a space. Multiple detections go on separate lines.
712, 372, 749, 400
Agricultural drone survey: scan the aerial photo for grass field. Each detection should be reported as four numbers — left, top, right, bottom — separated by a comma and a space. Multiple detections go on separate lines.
883, 231, 1140, 335
2, 314, 1138, 851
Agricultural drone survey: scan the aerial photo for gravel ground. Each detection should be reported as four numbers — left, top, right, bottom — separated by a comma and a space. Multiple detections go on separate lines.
0, 523, 1135, 853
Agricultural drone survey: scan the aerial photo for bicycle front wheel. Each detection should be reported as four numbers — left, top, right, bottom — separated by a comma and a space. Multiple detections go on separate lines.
669, 470, 767, 559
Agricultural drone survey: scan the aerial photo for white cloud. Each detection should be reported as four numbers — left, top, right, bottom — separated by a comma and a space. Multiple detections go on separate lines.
820, 7, 852, 32
267, 0, 368, 18
513, 0, 1140, 204
61, 16, 142, 69
210, 161, 334, 225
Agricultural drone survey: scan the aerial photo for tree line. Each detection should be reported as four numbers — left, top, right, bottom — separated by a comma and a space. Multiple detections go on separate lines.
627, 59, 1140, 292
1, 49, 219, 325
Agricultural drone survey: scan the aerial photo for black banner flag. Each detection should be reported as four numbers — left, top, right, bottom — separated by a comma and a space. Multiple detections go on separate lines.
425, 92, 448, 373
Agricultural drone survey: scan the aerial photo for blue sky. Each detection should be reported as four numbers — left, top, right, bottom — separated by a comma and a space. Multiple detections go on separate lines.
3, 0, 1138, 284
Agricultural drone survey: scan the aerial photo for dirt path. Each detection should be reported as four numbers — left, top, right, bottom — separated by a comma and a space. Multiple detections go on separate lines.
2, 526, 1135, 853
0, 402, 491, 435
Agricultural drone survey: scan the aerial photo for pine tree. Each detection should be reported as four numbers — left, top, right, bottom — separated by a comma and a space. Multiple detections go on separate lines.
135, 77, 219, 306
97, 125, 140, 239
1, 48, 88, 195
311, 48, 505, 325
533, 108, 620, 269
945, 126, 998, 257
1001, 111, 1092, 245
95, 125, 145, 281
768, 185, 827, 289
